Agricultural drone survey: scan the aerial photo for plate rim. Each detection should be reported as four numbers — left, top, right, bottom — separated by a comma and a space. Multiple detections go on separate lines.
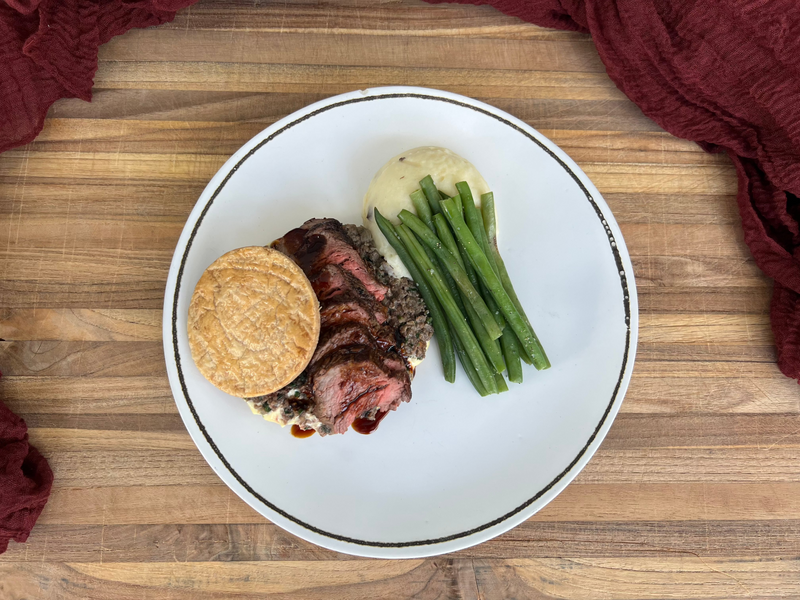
162, 86, 639, 558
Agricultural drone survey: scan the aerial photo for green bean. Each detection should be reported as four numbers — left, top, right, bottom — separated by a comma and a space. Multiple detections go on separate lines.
481, 192, 528, 318
373, 209, 455, 382
500, 326, 523, 383
410, 189, 434, 231
396, 223, 498, 394
483, 270, 527, 368
440, 197, 550, 370
453, 336, 488, 397
461, 187, 522, 370
481, 192, 548, 368
480, 279, 507, 332
433, 213, 464, 268
457, 182, 502, 278
409, 195, 471, 329
454, 194, 463, 217
482, 281, 523, 370
462, 233, 517, 369
407, 195, 468, 318
449, 194, 505, 330
454, 224, 498, 324
469, 305, 504, 372
433, 213, 505, 372
433, 247, 466, 316
448, 200, 522, 371
451, 192, 527, 371
481, 192, 498, 246
470, 191, 524, 369
494, 372, 509, 393
419, 175, 443, 215
509, 327, 533, 365
398, 209, 503, 340
486, 286, 530, 366
464, 185, 537, 367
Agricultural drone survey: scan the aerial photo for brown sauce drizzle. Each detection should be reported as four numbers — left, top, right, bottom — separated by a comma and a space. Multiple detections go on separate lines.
280, 228, 307, 255
281, 228, 327, 274
351, 410, 390, 435
295, 234, 326, 273
291, 424, 316, 438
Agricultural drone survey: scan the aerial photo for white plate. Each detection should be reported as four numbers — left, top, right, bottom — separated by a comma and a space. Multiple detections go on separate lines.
163, 87, 638, 558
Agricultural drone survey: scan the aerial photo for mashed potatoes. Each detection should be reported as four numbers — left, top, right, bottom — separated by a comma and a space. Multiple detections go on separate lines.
362, 147, 491, 278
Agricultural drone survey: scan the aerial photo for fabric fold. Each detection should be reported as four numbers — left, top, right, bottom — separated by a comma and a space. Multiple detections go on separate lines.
0, 386, 54, 554
0, 0, 197, 153
0, 0, 200, 556
429, 0, 800, 380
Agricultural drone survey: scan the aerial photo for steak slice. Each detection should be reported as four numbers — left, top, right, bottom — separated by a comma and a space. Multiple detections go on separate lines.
311, 265, 388, 324
319, 294, 376, 329
275, 218, 389, 302
312, 323, 398, 363
310, 345, 411, 435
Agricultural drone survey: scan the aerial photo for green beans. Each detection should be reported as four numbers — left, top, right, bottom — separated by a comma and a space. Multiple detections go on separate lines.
373, 208, 456, 382
494, 372, 509, 393
456, 182, 480, 238
481, 192, 529, 316
458, 182, 502, 278
395, 223, 498, 394
433, 213, 463, 267
410, 189, 434, 231
454, 194, 464, 217
500, 327, 523, 383
482, 191, 498, 244
450, 195, 507, 329
462, 189, 525, 369
461, 184, 538, 368
420, 175, 443, 215
399, 209, 503, 340
452, 336, 488, 397
481, 192, 550, 369
406, 196, 466, 317
408, 194, 470, 324
377, 175, 549, 395
431, 213, 506, 373
440, 197, 550, 370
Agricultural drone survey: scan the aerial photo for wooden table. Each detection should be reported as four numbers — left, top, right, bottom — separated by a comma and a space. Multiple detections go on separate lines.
1, 1, 798, 598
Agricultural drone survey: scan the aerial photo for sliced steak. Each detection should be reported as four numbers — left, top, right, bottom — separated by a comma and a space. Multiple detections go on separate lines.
312, 323, 398, 363
275, 218, 389, 302
381, 352, 407, 374
319, 294, 376, 329
343, 223, 433, 363
262, 217, 427, 436
312, 265, 388, 324
310, 345, 412, 435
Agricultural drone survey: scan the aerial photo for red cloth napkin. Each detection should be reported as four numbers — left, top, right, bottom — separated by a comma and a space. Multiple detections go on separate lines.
0, 375, 53, 554
1, 0, 199, 555
429, 0, 800, 381
0, 0, 198, 152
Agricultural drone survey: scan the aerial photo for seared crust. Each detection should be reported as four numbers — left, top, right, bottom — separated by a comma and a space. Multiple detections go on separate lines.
187, 246, 320, 397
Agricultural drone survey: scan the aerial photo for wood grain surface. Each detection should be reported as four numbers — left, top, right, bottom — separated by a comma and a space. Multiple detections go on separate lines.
1, 0, 798, 598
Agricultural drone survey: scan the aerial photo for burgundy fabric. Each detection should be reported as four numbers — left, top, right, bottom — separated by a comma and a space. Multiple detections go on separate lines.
0, 0, 198, 153
428, 0, 800, 381
0, 374, 53, 554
